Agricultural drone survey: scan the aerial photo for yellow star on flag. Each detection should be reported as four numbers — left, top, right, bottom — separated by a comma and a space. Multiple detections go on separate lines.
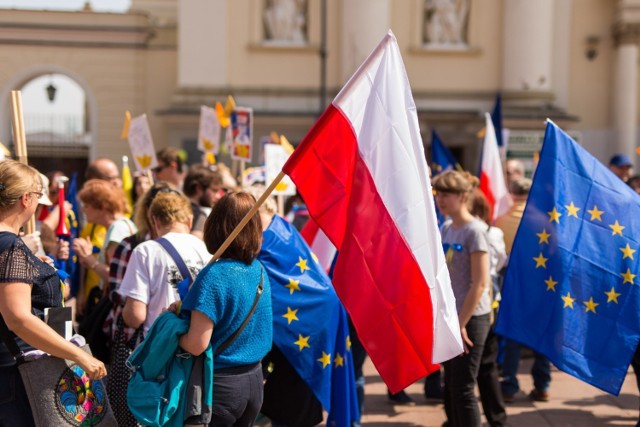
548, 207, 562, 223
565, 202, 580, 218
609, 220, 625, 236
605, 287, 621, 304
285, 278, 301, 295
583, 297, 599, 313
587, 205, 604, 221
294, 334, 310, 351
537, 229, 551, 244
334, 353, 344, 367
562, 292, 575, 309
621, 268, 636, 285
620, 243, 636, 260
346, 336, 352, 352
283, 307, 299, 325
317, 351, 331, 368
544, 276, 558, 292
295, 257, 310, 273
533, 253, 548, 269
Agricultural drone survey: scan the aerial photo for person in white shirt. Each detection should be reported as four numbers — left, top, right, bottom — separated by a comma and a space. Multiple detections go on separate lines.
118, 190, 211, 334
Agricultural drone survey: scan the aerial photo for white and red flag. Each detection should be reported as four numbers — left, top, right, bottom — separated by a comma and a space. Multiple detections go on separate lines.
479, 112, 511, 221
282, 31, 463, 393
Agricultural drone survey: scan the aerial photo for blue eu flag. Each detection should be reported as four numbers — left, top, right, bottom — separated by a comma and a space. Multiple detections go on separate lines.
258, 215, 359, 426
491, 93, 503, 147
431, 129, 458, 176
495, 121, 640, 395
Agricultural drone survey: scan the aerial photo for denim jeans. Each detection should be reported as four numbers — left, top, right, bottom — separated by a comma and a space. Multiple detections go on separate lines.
0, 365, 35, 427
443, 314, 491, 427
500, 338, 551, 395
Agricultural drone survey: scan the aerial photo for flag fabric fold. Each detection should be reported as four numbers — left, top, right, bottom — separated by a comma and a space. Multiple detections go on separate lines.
495, 121, 640, 395
300, 218, 337, 273
258, 215, 359, 426
282, 31, 463, 392
479, 112, 511, 221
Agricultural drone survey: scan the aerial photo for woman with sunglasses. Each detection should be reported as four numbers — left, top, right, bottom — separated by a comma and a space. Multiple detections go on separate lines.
433, 170, 491, 427
0, 160, 106, 426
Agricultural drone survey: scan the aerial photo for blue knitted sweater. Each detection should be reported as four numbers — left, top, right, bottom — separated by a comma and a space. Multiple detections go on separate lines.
181, 259, 272, 369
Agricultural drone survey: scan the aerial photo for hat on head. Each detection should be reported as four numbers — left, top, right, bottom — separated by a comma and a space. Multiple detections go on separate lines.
38, 173, 53, 206
609, 153, 633, 167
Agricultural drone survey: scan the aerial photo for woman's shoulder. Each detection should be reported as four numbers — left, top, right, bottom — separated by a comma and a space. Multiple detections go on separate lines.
0, 231, 19, 250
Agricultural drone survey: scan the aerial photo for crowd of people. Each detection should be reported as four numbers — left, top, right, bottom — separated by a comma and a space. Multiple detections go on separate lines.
0, 145, 638, 427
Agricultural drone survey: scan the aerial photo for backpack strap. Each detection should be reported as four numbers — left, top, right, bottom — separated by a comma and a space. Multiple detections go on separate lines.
156, 237, 192, 284
215, 268, 264, 356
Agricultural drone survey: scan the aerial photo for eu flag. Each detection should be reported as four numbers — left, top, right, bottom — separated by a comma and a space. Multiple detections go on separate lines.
64, 172, 81, 296
495, 121, 640, 395
258, 215, 359, 426
430, 129, 458, 176
491, 93, 503, 147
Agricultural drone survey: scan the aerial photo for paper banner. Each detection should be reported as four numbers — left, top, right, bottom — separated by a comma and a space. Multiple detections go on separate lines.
198, 105, 221, 155
230, 107, 253, 162
127, 114, 158, 171
242, 166, 267, 188
265, 143, 296, 195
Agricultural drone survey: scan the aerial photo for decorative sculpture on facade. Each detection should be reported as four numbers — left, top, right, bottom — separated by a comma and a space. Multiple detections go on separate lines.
264, 0, 307, 45
424, 0, 470, 48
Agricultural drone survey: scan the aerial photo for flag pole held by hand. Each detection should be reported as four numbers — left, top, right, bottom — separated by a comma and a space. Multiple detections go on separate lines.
209, 170, 286, 263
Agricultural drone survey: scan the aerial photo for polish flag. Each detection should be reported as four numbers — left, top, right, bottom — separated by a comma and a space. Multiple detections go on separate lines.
479, 112, 511, 221
300, 219, 337, 273
283, 31, 463, 393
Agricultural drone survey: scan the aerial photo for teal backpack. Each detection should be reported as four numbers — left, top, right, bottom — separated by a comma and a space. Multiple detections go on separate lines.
126, 312, 213, 427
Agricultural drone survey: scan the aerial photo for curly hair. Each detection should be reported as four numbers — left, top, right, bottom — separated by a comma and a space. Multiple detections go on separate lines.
78, 179, 127, 215
148, 190, 193, 228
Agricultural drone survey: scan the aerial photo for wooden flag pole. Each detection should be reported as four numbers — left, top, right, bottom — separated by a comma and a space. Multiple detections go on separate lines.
209, 170, 286, 263
10, 90, 35, 234
277, 194, 284, 217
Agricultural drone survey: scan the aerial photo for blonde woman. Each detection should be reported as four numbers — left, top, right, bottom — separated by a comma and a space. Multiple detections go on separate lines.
0, 160, 106, 426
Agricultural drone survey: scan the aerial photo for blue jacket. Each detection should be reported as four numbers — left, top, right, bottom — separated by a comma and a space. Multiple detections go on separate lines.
126, 312, 213, 427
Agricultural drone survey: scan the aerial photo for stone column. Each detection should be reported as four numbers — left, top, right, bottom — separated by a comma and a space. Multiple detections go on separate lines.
340, 0, 390, 83
502, 0, 554, 93
612, 23, 640, 162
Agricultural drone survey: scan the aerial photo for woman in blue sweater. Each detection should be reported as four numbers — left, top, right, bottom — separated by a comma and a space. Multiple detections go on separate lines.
179, 191, 272, 427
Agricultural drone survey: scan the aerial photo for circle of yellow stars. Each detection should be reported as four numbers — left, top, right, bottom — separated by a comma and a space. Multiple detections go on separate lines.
282, 256, 351, 370
534, 200, 636, 315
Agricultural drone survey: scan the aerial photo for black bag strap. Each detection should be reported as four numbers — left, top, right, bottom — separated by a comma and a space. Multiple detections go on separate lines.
0, 317, 25, 363
215, 268, 264, 356
156, 237, 192, 283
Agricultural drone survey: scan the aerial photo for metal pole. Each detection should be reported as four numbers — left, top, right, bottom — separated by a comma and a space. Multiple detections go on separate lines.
319, 0, 328, 114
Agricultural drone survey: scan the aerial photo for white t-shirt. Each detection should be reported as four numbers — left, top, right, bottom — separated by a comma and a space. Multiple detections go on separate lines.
118, 232, 211, 333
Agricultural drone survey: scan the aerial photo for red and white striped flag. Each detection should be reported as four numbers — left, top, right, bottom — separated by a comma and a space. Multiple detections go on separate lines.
479, 112, 511, 221
283, 31, 463, 393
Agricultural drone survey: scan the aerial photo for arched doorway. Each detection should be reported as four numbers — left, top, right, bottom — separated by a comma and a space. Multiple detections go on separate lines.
21, 73, 90, 177
1, 66, 98, 182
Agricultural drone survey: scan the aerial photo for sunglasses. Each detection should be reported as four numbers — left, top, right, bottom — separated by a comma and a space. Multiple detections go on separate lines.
152, 164, 168, 174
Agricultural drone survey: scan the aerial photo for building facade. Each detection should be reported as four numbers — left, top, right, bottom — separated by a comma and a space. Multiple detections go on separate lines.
0, 0, 638, 175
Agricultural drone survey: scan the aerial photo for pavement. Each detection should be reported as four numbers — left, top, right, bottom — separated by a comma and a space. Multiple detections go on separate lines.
358, 356, 639, 426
